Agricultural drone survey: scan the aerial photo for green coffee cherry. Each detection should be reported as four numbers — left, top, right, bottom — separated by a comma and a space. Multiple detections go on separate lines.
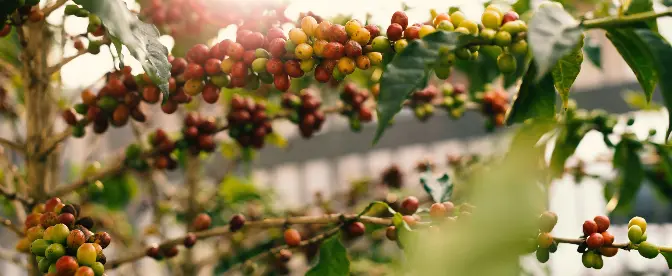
251, 58, 268, 73
582, 251, 596, 268
254, 48, 270, 58
536, 248, 550, 263
31, 239, 50, 257
434, 65, 451, 80
511, 40, 529, 56
479, 28, 497, 44
371, 36, 392, 52
64, 5, 80, 16
436, 21, 454, 32
454, 27, 471, 35
638, 242, 659, 259
494, 31, 512, 47
394, 39, 408, 53
45, 243, 66, 261
72, 125, 86, 138
455, 48, 471, 60
38, 258, 51, 273
210, 74, 230, 87
497, 53, 517, 74
628, 225, 643, 244
91, 262, 105, 276
593, 254, 603, 269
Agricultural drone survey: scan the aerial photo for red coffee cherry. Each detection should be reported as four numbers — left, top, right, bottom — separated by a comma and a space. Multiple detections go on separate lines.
601, 231, 615, 245
162, 246, 178, 258
502, 11, 520, 25
186, 44, 210, 64
391, 11, 409, 29
274, 74, 290, 92
583, 220, 598, 236
402, 215, 416, 226
267, 38, 287, 57
594, 216, 610, 233
229, 214, 246, 232
45, 197, 62, 212
599, 247, 618, 257
204, 58, 222, 75
146, 245, 161, 259
183, 233, 197, 248
323, 42, 345, 60
284, 228, 301, 247
192, 213, 212, 231
442, 201, 455, 215
227, 43, 245, 60
347, 222, 366, 237
400, 196, 419, 215
266, 58, 284, 75
586, 233, 604, 249
171, 57, 188, 75
404, 26, 420, 40
278, 249, 292, 262
386, 23, 404, 41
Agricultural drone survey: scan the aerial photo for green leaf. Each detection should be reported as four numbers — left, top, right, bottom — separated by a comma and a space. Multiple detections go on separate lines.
528, 3, 583, 80
89, 173, 138, 210
662, 252, 672, 269
391, 212, 414, 249
374, 31, 475, 144
109, 35, 125, 69
610, 139, 644, 212
606, 28, 658, 103
512, 0, 532, 14
623, 90, 661, 110
74, 0, 171, 101
583, 37, 601, 69
633, 29, 672, 140
645, 144, 672, 200
552, 33, 584, 109
549, 123, 587, 178
306, 235, 350, 276
218, 175, 261, 204
624, 0, 657, 31
506, 61, 556, 125
358, 201, 395, 217
454, 52, 500, 94
0, 28, 21, 69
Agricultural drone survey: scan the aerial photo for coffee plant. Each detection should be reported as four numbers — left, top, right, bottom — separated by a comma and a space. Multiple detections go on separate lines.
1, 0, 672, 275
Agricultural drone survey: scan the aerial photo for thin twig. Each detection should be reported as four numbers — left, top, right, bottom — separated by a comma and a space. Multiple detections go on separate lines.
46, 50, 87, 75
583, 7, 672, 29
42, 0, 69, 17
48, 157, 125, 198
0, 137, 25, 154
105, 214, 391, 269
0, 216, 24, 236
0, 185, 34, 207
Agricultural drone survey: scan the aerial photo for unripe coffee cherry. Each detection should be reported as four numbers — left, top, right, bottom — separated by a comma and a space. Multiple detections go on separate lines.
583, 220, 598, 236
400, 196, 419, 215
581, 251, 596, 268
586, 233, 604, 249
77, 243, 97, 266
536, 248, 550, 263
538, 211, 558, 232
192, 213, 212, 231
481, 10, 502, 30
638, 241, 659, 259
628, 225, 643, 244
347, 222, 366, 237
450, 11, 466, 27
537, 232, 553, 248
594, 216, 610, 233
229, 214, 246, 232
497, 53, 517, 74
284, 228, 301, 247
628, 216, 647, 233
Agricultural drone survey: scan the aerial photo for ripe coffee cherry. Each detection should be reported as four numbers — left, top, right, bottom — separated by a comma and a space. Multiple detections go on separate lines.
352, 28, 371, 45
67, 230, 86, 250
601, 231, 614, 245
450, 11, 467, 27
628, 216, 647, 233
184, 63, 205, 80
284, 60, 304, 78
403, 26, 420, 40
186, 44, 210, 64
481, 10, 502, 29
400, 196, 419, 215
347, 222, 366, 237
599, 247, 618, 257
26, 226, 44, 242
74, 266, 94, 276
537, 233, 553, 248
183, 233, 197, 248
345, 40, 363, 57
45, 197, 62, 212
502, 11, 520, 25
284, 228, 302, 247
295, 43, 313, 60
386, 226, 397, 241
638, 241, 659, 259
56, 256, 79, 275
391, 11, 409, 29
402, 215, 417, 226
337, 57, 355, 74
274, 74, 291, 91
594, 216, 610, 233
386, 23, 404, 41
58, 213, 75, 228
583, 220, 598, 236
229, 214, 246, 232
0, 25, 11, 37
268, 38, 287, 57
323, 42, 345, 60
538, 211, 558, 232
586, 233, 604, 249
429, 203, 447, 219
146, 245, 161, 259
266, 58, 284, 75
40, 212, 59, 228
278, 249, 292, 262
142, 86, 161, 103
328, 24, 348, 44
77, 243, 97, 266
204, 59, 222, 75
94, 232, 111, 249
628, 225, 643, 244
163, 246, 179, 258
227, 43, 245, 60
192, 213, 212, 231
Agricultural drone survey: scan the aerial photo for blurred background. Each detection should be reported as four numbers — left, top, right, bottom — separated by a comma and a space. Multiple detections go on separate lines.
2, 0, 672, 275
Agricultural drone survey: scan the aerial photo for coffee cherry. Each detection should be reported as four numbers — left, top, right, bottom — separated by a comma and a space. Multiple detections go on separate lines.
536, 248, 550, 263
184, 63, 205, 80
404, 26, 420, 40
67, 230, 86, 250
386, 24, 404, 41
450, 11, 466, 27
638, 241, 659, 259
26, 226, 44, 242
502, 11, 520, 25
77, 243, 97, 266
400, 196, 419, 215
628, 225, 643, 244
58, 213, 75, 229
582, 220, 598, 236
599, 247, 618, 257
192, 213, 212, 231
38, 257, 51, 273
162, 246, 179, 258
40, 212, 59, 228
586, 233, 604, 249
284, 60, 304, 78
301, 16, 319, 36
93, 232, 111, 249
284, 228, 301, 247
481, 10, 502, 30
229, 214, 246, 232
0, 25, 11, 37
56, 256, 79, 276
352, 28, 371, 45
146, 245, 161, 259
402, 215, 417, 226
497, 52, 517, 74
45, 198, 62, 212
46, 243, 66, 261
391, 11, 409, 29
429, 203, 447, 219
142, 86, 161, 103
582, 251, 596, 268
227, 43, 245, 60
289, 28, 308, 45
31, 239, 50, 256
418, 25, 436, 38
295, 43, 313, 60
628, 216, 647, 233
74, 266, 94, 276
386, 226, 397, 241
599, 231, 614, 246
538, 211, 558, 232
91, 262, 104, 276
347, 222, 366, 237
274, 74, 290, 92
594, 216, 610, 233
183, 233, 197, 248
186, 44, 210, 64
323, 42, 345, 59
494, 31, 512, 47
537, 233, 553, 248
355, 55, 371, 70
337, 57, 355, 74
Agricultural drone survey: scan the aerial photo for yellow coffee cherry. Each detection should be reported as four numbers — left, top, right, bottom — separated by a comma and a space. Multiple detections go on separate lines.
301, 16, 319, 37
436, 20, 454, 32
315, 21, 332, 40
313, 40, 328, 57
367, 52, 383, 65
418, 25, 436, 38
458, 20, 479, 35
450, 11, 466, 27
294, 43, 314, 60
345, 19, 363, 37
289, 28, 308, 45
220, 58, 234, 73
481, 10, 502, 30
338, 57, 356, 74
352, 28, 371, 45
485, 4, 504, 18
300, 59, 315, 72
356, 55, 371, 70
394, 39, 408, 53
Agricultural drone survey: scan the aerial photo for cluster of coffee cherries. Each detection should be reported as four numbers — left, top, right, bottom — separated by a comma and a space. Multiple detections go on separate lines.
180, 113, 217, 154
478, 86, 509, 129
15, 197, 109, 276
63, 4, 108, 55
62, 68, 153, 137
439, 83, 468, 119
409, 85, 438, 121
281, 90, 325, 138
339, 83, 373, 132
1, 0, 44, 34
626, 217, 659, 259
226, 95, 273, 149
386, 196, 469, 241
533, 211, 559, 263
149, 129, 178, 170
146, 213, 212, 260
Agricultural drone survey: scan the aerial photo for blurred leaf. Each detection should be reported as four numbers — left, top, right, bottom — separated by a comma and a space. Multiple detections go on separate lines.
610, 139, 644, 213
375, 31, 476, 144
74, 0, 171, 102
623, 90, 661, 110
583, 37, 601, 69
90, 173, 138, 210
358, 201, 395, 217
265, 132, 288, 149
528, 3, 583, 80
552, 33, 584, 109
455, 52, 500, 94
633, 29, 672, 140
0, 28, 21, 69
624, 0, 656, 31
218, 175, 261, 204
503, 51, 531, 89
606, 28, 657, 103
109, 35, 125, 69
512, 0, 531, 14
645, 144, 672, 200
391, 212, 414, 249
219, 141, 240, 160
550, 123, 587, 178
306, 234, 350, 276
420, 172, 454, 203
662, 252, 672, 269
506, 61, 557, 125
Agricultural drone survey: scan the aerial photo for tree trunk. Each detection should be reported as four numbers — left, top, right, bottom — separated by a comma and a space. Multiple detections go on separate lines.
182, 155, 200, 276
